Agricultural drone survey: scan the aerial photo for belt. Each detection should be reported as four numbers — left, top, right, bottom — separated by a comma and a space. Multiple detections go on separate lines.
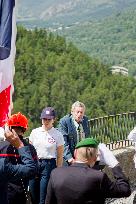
39, 158, 55, 162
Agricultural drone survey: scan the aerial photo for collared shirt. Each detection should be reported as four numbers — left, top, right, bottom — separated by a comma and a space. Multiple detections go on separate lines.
72, 117, 85, 142
29, 127, 64, 159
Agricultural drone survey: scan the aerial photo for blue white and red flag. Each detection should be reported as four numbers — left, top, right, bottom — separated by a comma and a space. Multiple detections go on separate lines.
0, 0, 16, 127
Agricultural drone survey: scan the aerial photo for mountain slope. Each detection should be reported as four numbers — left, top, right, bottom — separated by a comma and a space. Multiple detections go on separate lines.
18, 0, 136, 27
17, 1, 136, 76
56, 8, 136, 76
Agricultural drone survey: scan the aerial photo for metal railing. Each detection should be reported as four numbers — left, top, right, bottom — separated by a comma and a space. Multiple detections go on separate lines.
89, 112, 136, 149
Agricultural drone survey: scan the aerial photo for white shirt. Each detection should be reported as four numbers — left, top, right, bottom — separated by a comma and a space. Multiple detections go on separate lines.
128, 127, 136, 168
29, 126, 64, 159
128, 127, 136, 143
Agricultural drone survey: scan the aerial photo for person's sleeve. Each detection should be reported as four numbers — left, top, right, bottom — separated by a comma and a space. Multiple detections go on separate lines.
58, 117, 69, 136
29, 144, 38, 161
101, 165, 131, 198
29, 130, 34, 144
46, 174, 57, 204
56, 132, 64, 147
128, 127, 136, 142
5, 146, 38, 181
58, 118, 73, 161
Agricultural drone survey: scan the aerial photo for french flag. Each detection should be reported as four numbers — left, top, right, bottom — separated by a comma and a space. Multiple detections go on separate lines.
0, 0, 16, 127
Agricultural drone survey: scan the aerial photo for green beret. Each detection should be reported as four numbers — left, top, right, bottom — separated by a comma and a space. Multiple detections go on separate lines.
75, 138, 99, 149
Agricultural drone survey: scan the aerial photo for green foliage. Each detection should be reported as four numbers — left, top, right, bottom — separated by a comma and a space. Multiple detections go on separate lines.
18, 0, 136, 30
14, 26, 136, 135
90, 112, 136, 143
57, 8, 136, 76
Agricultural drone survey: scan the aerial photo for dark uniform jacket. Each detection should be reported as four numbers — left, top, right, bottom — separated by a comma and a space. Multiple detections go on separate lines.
58, 114, 90, 161
0, 146, 38, 204
46, 163, 131, 204
0, 137, 38, 204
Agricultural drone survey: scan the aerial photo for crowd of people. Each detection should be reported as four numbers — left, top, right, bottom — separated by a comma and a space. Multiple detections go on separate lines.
0, 101, 135, 204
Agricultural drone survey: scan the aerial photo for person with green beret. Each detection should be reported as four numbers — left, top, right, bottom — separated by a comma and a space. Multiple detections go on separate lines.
46, 138, 131, 204
75, 137, 99, 148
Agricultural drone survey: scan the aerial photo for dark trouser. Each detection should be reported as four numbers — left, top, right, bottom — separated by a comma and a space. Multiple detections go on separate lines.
8, 183, 27, 204
29, 178, 39, 204
29, 158, 56, 204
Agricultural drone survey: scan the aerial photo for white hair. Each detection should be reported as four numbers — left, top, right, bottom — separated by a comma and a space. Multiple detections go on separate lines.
71, 101, 86, 112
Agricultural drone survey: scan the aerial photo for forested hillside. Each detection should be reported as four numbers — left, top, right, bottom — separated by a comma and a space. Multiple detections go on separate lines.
18, 0, 136, 28
14, 27, 136, 134
57, 8, 136, 76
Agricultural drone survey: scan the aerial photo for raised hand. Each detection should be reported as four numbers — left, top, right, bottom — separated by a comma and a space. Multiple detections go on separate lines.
5, 129, 24, 149
98, 143, 119, 168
